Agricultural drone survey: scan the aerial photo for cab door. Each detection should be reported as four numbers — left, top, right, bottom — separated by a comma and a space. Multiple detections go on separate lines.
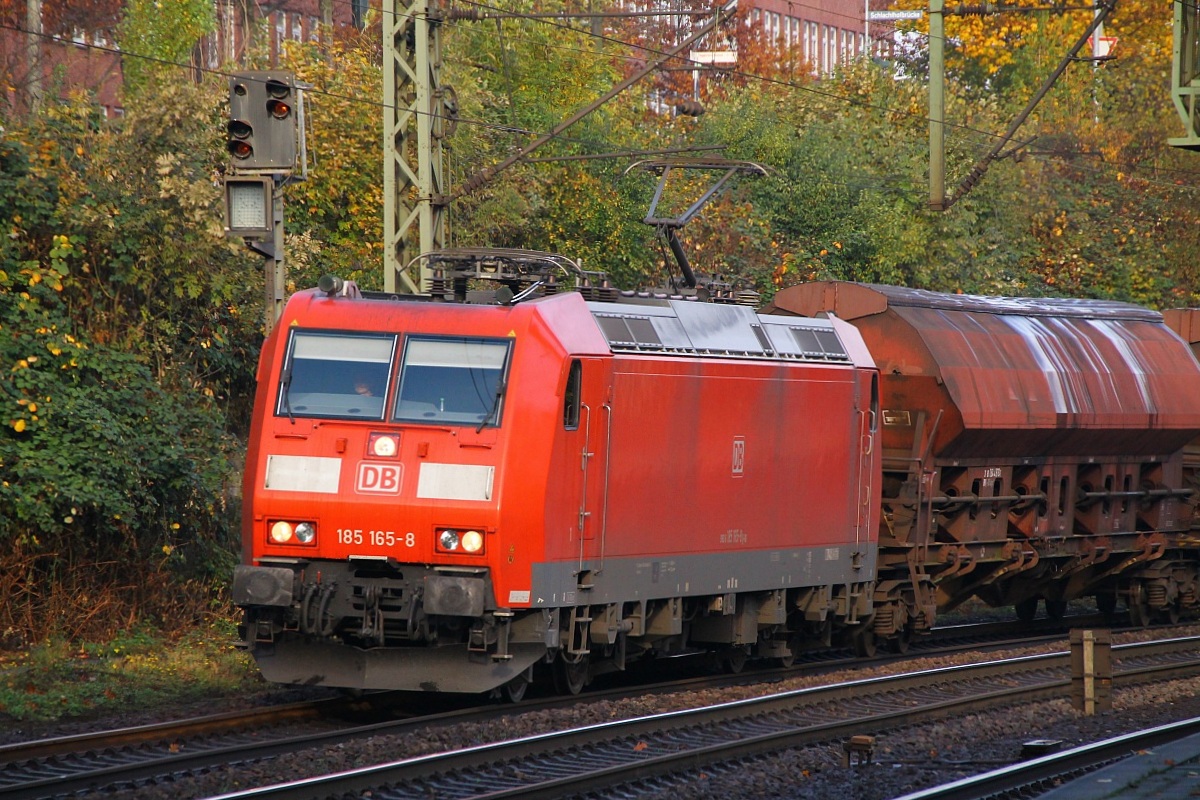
563, 358, 611, 581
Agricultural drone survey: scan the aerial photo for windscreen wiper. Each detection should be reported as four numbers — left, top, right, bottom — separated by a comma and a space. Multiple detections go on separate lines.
280, 361, 296, 424
476, 377, 506, 433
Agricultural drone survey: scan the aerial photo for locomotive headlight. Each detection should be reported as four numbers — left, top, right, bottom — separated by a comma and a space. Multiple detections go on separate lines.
436, 528, 484, 555
269, 521, 294, 543
268, 520, 317, 546
294, 522, 316, 543
461, 530, 484, 553
369, 432, 399, 458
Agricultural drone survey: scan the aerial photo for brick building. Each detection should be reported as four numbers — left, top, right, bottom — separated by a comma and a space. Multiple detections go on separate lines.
1, 1, 367, 119
2, 1, 890, 120
745, 0, 888, 75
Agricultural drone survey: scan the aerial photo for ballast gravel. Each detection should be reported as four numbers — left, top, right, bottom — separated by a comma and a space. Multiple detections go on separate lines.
14, 624, 1200, 800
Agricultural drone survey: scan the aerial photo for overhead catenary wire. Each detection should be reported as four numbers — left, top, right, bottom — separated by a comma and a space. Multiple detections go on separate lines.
2, 3, 1195, 204
0, 8, 1102, 171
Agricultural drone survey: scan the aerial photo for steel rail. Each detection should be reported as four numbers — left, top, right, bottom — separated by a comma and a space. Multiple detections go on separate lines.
0, 615, 1087, 763
204, 636, 1200, 800
0, 622, 1176, 800
0, 697, 349, 763
890, 716, 1200, 800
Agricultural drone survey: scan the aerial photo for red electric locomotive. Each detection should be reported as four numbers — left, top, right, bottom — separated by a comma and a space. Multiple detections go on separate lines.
233, 257, 883, 697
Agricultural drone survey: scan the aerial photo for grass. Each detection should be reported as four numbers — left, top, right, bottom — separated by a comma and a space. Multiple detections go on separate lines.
0, 618, 265, 723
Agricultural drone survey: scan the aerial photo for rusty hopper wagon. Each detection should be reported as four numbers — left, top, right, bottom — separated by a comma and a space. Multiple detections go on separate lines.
768, 281, 1200, 628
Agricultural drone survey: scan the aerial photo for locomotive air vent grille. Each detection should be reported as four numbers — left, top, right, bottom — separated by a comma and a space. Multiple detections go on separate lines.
789, 327, 850, 361
596, 314, 665, 350
750, 324, 775, 355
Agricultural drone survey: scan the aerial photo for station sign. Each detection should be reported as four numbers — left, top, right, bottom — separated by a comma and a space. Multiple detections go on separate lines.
868, 10, 925, 20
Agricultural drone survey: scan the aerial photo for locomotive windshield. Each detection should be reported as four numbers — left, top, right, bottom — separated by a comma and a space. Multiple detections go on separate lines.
277, 331, 396, 420
394, 336, 511, 427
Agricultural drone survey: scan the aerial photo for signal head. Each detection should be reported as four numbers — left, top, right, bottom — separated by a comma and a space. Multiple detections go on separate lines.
227, 71, 297, 172
265, 79, 290, 99
267, 98, 292, 120
227, 120, 253, 159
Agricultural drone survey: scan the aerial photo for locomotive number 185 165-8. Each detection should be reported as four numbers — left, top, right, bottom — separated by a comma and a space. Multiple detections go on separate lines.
336, 529, 414, 547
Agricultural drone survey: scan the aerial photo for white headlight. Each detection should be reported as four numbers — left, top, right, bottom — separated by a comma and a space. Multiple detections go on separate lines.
461, 530, 484, 553
438, 530, 460, 551
294, 522, 316, 543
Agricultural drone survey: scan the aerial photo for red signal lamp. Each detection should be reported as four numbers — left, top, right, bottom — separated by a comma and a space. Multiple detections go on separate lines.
267, 99, 292, 120
227, 119, 253, 159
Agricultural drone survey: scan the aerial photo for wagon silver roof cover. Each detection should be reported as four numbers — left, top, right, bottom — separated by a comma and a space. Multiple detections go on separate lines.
586, 299, 851, 362
867, 283, 1161, 321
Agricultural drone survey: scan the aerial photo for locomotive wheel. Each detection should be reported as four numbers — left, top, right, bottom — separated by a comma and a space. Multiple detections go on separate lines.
1044, 599, 1068, 620
501, 674, 529, 703
553, 655, 589, 695
1015, 597, 1039, 622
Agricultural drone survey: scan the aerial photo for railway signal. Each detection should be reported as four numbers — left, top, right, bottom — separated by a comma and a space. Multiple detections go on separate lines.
224, 70, 305, 334
227, 71, 297, 172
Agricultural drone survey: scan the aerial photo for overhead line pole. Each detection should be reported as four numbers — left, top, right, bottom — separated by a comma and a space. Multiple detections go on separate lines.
384, 0, 450, 294
929, 0, 945, 210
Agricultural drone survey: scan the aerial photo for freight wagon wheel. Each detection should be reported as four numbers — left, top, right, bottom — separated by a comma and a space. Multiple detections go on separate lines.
852, 628, 877, 658
553, 655, 589, 695
720, 647, 748, 674
1127, 584, 1151, 628
1015, 597, 1039, 622
1096, 591, 1118, 616
888, 626, 912, 655
1044, 599, 1068, 620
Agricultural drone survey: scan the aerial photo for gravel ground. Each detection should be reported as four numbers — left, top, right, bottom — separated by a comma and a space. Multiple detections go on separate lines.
23, 624, 1200, 800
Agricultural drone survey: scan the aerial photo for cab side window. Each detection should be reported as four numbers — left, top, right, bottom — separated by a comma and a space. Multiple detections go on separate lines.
563, 360, 582, 429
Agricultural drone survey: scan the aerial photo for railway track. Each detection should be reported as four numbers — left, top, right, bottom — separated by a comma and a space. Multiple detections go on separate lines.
890, 716, 1200, 800
0, 621, 1175, 800
197, 635, 1200, 800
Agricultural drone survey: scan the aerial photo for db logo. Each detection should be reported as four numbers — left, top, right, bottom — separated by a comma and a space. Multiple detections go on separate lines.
356, 463, 403, 494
